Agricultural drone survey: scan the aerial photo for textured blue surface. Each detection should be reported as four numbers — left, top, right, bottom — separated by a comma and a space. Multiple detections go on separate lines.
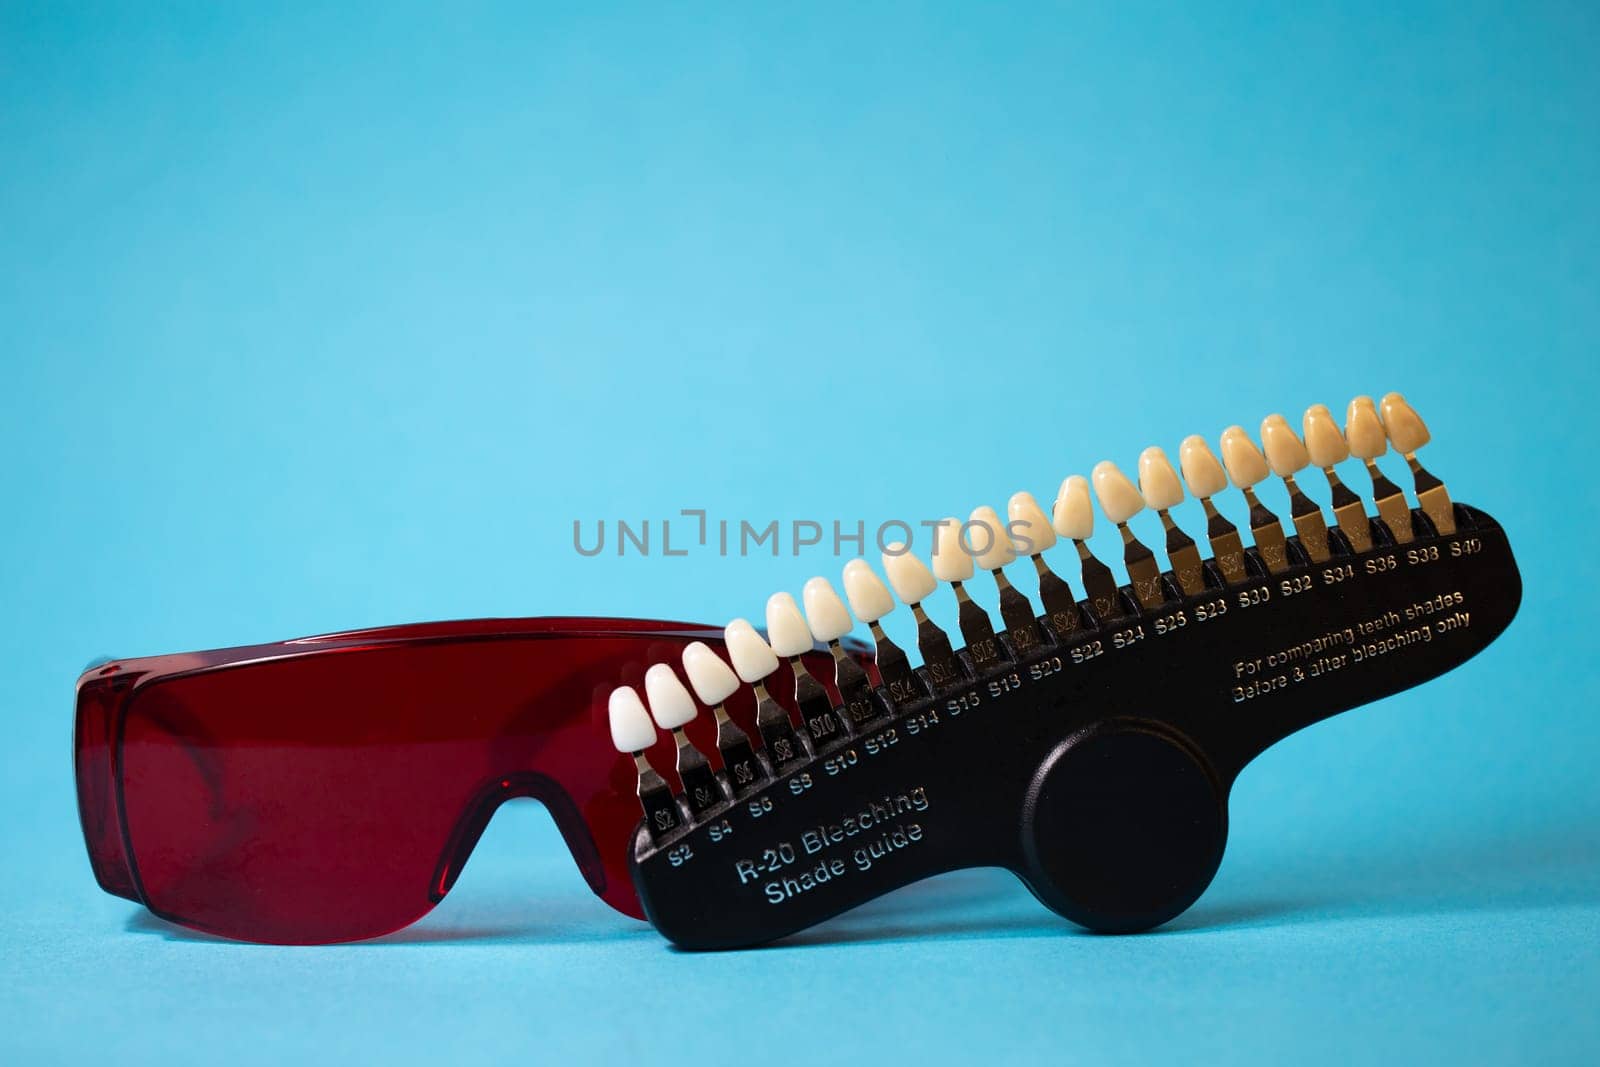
3, 3, 1598, 1063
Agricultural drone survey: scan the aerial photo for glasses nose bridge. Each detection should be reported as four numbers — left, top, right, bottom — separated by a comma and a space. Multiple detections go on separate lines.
429, 771, 606, 905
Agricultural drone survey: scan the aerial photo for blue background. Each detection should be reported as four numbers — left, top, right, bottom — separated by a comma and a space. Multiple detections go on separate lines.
4, 2, 1597, 1062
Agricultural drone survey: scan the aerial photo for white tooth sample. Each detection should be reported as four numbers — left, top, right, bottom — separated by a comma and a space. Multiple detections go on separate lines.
1345, 396, 1388, 459
1179, 435, 1229, 498
1260, 414, 1310, 478
1052, 475, 1094, 540
967, 505, 1017, 570
1091, 461, 1145, 524
1006, 492, 1057, 554
643, 663, 698, 730
682, 641, 740, 706
724, 618, 779, 682
1219, 426, 1270, 488
930, 517, 974, 582
608, 686, 657, 753
1303, 404, 1350, 467
882, 543, 939, 604
801, 576, 853, 643
842, 558, 895, 623
1380, 392, 1432, 454
1137, 447, 1185, 511
764, 592, 815, 658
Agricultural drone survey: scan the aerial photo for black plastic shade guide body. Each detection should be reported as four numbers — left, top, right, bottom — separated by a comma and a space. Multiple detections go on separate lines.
629, 505, 1520, 950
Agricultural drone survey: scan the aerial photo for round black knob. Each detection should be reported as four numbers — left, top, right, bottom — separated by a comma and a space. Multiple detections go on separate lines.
1020, 719, 1227, 934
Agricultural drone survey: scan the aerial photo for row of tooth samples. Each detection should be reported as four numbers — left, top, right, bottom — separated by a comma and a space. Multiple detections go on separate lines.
607, 393, 1452, 834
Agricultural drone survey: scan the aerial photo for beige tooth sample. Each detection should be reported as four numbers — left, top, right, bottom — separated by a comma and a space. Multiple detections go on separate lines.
932, 517, 1005, 672
1260, 414, 1310, 479
1219, 426, 1271, 488
644, 663, 699, 730
971, 504, 1042, 652
681, 640, 764, 791
764, 592, 815, 659
724, 618, 779, 682
1219, 426, 1290, 575
1346, 395, 1414, 543
1054, 473, 1120, 617
883, 545, 940, 606
1380, 392, 1430, 453
967, 506, 1017, 571
1138, 447, 1205, 596
682, 641, 740, 707
1009, 490, 1082, 637
1091, 460, 1165, 610
1381, 392, 1455, 535
1303, 403, 1371, 552
608, 685, 658, 754
841, 559, 895, 623
801, 577, 853, 643
1091, 461, 1146, 524
765, 591, 839, 743
1179, 436, 1230, 499
1261, 414, 1331, 563
931, 517, 974, 584
1346, 396, 1389, 460
1051, 475, 1095, 541
1006, 492, 1056, 555
1179, 435, 1248, 585
1304, 404, 1350, 467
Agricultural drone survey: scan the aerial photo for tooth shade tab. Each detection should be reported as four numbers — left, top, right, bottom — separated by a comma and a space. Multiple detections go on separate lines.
882, 544, 939, 604
643, 664, 699, 730
1052, 475, 1094, 540
842, 558, 895, 622
931, 517, 974, 582
1137, 447, 1185, 511
724, 618, 780, 682
608, 686, 657, 753
1179, 436, 1229, 498
1303, 404, 1351, 467
1219, 426, 1271, 488
1381, 392, 1432, 454
801, 577, 853, 642
1260, 414, 1311, 477
966, 506, 1017, 570
1346, 396, 1388, 459
765, 592, 814, 658
1007, 492, 1057, 553
1091, 461, 1145, 524
681, 641, 740, 706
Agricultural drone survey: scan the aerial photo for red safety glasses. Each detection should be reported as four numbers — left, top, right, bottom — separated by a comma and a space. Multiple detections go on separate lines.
75, 617, 862, 944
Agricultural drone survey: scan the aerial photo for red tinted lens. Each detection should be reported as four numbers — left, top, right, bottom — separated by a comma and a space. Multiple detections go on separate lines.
99, 621, 747, 943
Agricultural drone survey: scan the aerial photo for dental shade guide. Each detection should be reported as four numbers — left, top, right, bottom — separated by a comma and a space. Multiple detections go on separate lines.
609, 394, 1521, 949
